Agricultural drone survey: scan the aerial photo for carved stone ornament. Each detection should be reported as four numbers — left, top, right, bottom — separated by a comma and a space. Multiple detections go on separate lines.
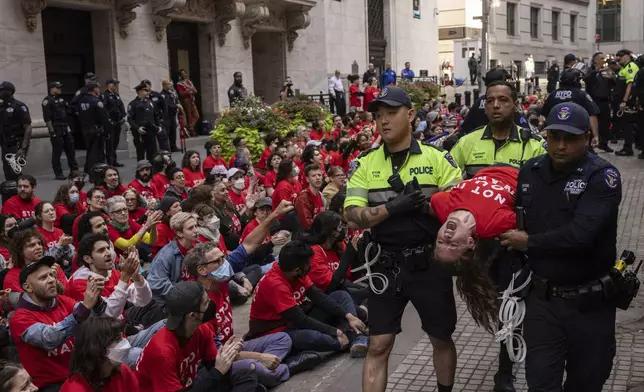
285, 10, 311, 51
241, 3, 271, 49
214, 0, 245, 46
172, 0, 214, 20
116, 0, 148, 38
20, 0, 47, 32
151, 0, 186, 41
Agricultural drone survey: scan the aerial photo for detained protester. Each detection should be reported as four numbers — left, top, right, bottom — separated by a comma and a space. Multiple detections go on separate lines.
1, 174, 41, 221
183, 243, 292, 387
61, 316, 139, 391
263, 153, 282, 197
165, 167, 189, 200
123, 189, 147, 223
182, 150, 206, 188
10, 256, 105, 391
152, 196, 182, 257
135, 281, 259, 392
151, 152, 175, 199
203, 141, 228, 174
212, 181, 244, 250
0, 214, 17, 262
71, 188, 108, 248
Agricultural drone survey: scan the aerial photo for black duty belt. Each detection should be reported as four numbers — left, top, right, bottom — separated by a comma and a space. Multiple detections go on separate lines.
379, 244, 431, 273
531, 274, 604, 300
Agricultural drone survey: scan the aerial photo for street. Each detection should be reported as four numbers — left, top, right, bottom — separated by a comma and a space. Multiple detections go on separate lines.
29, 142, 644, 392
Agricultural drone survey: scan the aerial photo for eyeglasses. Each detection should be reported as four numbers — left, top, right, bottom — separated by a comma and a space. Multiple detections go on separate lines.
111, 208, 128, 215
92, 196, 106, 201
200, 255, 225, 266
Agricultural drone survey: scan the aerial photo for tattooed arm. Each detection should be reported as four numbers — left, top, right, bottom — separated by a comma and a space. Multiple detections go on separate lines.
345, 205, 390, 229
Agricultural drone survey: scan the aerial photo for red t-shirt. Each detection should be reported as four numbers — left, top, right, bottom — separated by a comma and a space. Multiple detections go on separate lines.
151, 173, 170, 199
61, 364, 139, 392
66, 268, 122, 302
197, 234, 228, 254
202, 155, 228, 175
227, 189, 247, 213
309, 129, 324, 140
206, 283, 234, 343
10, 295, 78, 387
308, 245, 342, 292
54, 202, 86, 228
363, 87, 379, 111
349, 84, 362, 108
127, 179, 158, 201
430, 166, 518, 239
152, 222, 175, 257
100, 184, 128, 199
3, 266, 68, 292
1, 195, 41, 220
37, 226, 64, 250
250, 263, 313, 335
108, 221, 143, 257
72, 212, 110, 249
135, 325, 218, 391
239, 218, 270, 244
264, 170, 278, 189
257, 147, 272, 170
129, 207, 146, 222
79, 191, 88, 210
228, 154, 237, 169
271, 180, 301, 210
182, 168, 205, 188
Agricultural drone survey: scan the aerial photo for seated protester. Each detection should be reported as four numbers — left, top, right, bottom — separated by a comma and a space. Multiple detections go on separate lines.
150, 153, 175, 199
62, 316, 139, 391
72, 188, 108, 248
341, 133, 371, 172
127, 160, 158, 201
183, 243, 292, 387
152, 197, 182, 257
202, 140, 228, 175
212, 181, 244, 250
35, 202, 74, 273
106, 196, 161, 258
98, 167, 127, 199
272, 159, 302, 210
227, 136, 245, 168
295, 164, 325, 230
248, 241, 368, 357
236, 147, 264, 187
322, 166, 346, 205
134, 281, 258, 391
0, 361, 38, 392
258, 134, 280, 171
205, 165, 228, 186
9, 256, 104, 390
53, 184, 86, 233
181, 184, 214, 213
0, 174, 41, 221
227, 168, 251, 214
181, 150, 205, 188
263, 153, 282, 197
4, 229, 68, 292
240, 198, 287, 274
327, 190, 364, 249
164, 167, 189, 200
123, 189, 147, 223
0, 214, 17, 262
69, 170, 89, 210
299, 145, 325, 188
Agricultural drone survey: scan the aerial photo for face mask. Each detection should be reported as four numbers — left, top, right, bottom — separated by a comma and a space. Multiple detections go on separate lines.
297, 265, 310, 279
69, 193, 80, 203
208, 260, 234, 282
293, 166, 300, 177
107, 338, 131, 365
74, 181, 85, 190
233, 179, 245, 190
201, 301, 217, 323
207, 216, 220, 232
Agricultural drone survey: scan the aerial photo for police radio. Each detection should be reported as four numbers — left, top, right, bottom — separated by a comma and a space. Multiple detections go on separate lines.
604, 250, 642, 310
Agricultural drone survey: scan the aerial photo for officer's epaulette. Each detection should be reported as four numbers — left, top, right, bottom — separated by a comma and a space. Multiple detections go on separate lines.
356, 146, 378, 159
421, 139, 445, 151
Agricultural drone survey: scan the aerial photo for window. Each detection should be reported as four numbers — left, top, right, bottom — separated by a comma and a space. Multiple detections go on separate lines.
535, 61, 546, 74
551, 11, 560, 41
506, 3, 516, 36
597, 0, 621, 42
530, 7, 540, 39
570, 14, 577, 42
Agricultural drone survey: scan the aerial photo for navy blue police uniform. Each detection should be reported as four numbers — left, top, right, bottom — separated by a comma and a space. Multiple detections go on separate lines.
77, 82, 110, 173
0, 82, 31, 181
128, 83, 161, 161
42, 81, 79, 178
102, 79, 127, 166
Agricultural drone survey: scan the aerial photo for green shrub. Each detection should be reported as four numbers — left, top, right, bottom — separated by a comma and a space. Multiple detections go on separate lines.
398, 80, 441, 109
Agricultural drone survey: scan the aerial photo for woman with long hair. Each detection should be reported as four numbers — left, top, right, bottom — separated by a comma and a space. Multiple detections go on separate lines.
35, 201, 75, 272
263, 153, 282, 197
300, 145, 326, 188
181, 149, 205, 188
271, 159, 302, 210
53, 184, 86, 231
63, 316, 139, 391
98, 167, 127, 199
212, 180, 244, 251
0, 361, 37, 392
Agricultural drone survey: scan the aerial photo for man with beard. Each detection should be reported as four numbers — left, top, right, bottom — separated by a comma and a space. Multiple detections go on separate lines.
128, 160, 159, 200
228, 72, 248, 107
1, 174, 41, 220
0, 81, 33, 181
9, 256, 104, 390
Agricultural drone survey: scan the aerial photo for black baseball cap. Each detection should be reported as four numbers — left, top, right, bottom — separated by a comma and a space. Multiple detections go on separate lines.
48, 81, 63, 89
19, 256, 56, 288
367, 86, 412, 112
0, 81, 15, 93
134, 82, 148, 91
564, 53, 577, 65
616, 49, 633, 57
544, 102, 589, 135
141, 79, 152, 85
84, 72, 97, 81
106, 78, 120, 85
165, 281, 205, 331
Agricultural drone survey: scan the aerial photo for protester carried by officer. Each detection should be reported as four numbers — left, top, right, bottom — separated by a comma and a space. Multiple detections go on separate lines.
500, 102, 622, 392
42, 81, 79, 180
0, 81, 33, 181
344, 86, 463, 392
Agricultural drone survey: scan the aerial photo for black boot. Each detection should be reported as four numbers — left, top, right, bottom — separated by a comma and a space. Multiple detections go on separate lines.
494, 344, 516, 392
599, 143, 614, 153
283, 351, 322, 375
615, 148, 634, 156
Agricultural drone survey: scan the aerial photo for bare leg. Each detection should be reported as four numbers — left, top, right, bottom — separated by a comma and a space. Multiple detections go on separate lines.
429, 334, 457, 387
362, 334, 395, 392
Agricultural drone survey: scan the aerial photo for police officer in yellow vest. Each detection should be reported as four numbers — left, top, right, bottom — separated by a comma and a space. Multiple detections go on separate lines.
344, 87, 462, 392
451, 81, 546, 179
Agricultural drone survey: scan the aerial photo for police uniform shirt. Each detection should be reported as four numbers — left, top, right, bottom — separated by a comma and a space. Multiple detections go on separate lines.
0, 99, 31, 145
148, 91, 166, 121
42, 95, 69, 125
127, 97, 157, 132
517, 153, 621, 285
344, 138, 463, 250
583, 69, 614, 101
450, 123, 546, 178
228, 84, 248, 105
541, 88, 601, 118
160, 89, 179, 115
77, 94, 108, 130
459, 95, 529, 136
102, 90, 126, 124
616, 61, 640, 100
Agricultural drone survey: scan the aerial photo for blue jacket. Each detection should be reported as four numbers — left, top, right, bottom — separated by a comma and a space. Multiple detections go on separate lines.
401, 68, 415, 81
381, 70, 397, 88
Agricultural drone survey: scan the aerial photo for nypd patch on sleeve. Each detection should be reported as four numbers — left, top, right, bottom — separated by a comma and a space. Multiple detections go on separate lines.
347, 159, 360, 179
444, 152, 458, 168
604, 168, 620, 189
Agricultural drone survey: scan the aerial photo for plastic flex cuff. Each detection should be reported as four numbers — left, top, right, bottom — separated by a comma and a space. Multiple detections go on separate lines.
494, 269, 532, 363
350, 242, 389, 295
4, 154, 26, 174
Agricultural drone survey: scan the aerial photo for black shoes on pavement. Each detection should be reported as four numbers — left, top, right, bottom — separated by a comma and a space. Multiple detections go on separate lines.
284, 351, 322, 376
493, 372, 517, 392
598, 143, 614, 153
615, 149, 634, 156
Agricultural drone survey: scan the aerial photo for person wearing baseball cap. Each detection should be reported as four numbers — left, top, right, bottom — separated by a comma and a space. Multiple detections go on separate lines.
103, 78, 126, 167
128, 160, 157, 200
0, 81, 33, 181
141, 79, 172, 153
347, 84, 463, 392
500, 101, 622, 391
614, 48, 640, 157
135, 280, 260, 390
43, 81, 80, 180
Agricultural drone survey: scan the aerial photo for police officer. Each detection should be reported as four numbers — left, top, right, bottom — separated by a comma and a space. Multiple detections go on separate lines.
77, 81, 109, 174
451, 81, 546, 179
228, 71, 248, 107
546, 60, 560, 93
70, 72, 98, 112
128, 82, 161, 161
102, 78, 126, 167
42, 81, 79, 180
633, 55, 644, 158
614, 49, 640, 156
500, 102, 621, 392
160, 79, 182, 152
459, 68, 528, 136
584, 52, 616, 152
344, 87, 463, 392
541, 68, 600, 147
0, 81, 32, 181
142, 79, 170, 152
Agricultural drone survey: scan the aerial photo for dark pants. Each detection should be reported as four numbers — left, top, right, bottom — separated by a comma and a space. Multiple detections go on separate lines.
595, 100, 612, 146
194, 366, 259, 392
105, 121, 122, 165
50, 125, 78, 177
547, 80, 557, 94
82, 129, 106, 174
156, 124, 171, 152
165, 113, 179, 150
524, 291, 616, 392
124, 299, 167, 329
286, 290, 357, 353
619, 112, 637, 152
1, 144, 20, 181
133, 131, 159, 162
229, 264, 263, 306
331, 90, 346, 117
470, 72, 477, 85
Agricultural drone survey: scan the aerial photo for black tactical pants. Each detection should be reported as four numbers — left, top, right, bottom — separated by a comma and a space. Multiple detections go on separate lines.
82, 128, 106, 174
595, 99, 612, 146
50, 124, 78, 177
133, 131, 158, 162
165, 112, 179, 150
105, 121, 122, 165
0, 144, 20, 181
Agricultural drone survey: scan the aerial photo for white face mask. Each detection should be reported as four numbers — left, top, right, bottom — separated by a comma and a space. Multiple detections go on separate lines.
107, 338, 131, 365
233, 178, 245, 190
207, 216, 220, 232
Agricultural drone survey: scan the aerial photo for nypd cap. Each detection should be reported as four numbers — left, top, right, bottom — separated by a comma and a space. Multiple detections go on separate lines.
544, 102, 589, 135
367, 86, 412, 112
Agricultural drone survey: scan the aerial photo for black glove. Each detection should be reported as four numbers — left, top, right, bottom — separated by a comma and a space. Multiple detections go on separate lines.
385, 190, 428, 216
